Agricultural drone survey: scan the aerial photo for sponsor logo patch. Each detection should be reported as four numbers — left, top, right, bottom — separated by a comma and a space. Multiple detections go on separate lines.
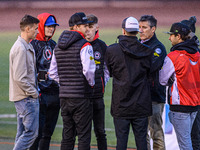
95, 60, 101, 64
155, 48, 161, 55
90, 56, 94, 60
155, 48, 162, 55
94, 51, 101, 60
189, 59, 198, 65
154, 52, 159, 57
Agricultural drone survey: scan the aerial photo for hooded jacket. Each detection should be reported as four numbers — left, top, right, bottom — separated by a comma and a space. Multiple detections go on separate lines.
160, 37, 200, 112
31, 13, 59, 94
141, 34, 167, 103
105, 35, 153, 119
54, 30, 95, 98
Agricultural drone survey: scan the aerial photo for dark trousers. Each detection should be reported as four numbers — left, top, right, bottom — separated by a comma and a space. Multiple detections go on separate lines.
92, 98, 107, 150
191, 109, 200, 150
114, 117, 148, 150
30, 93, 60, 150
60, 98, 93, 150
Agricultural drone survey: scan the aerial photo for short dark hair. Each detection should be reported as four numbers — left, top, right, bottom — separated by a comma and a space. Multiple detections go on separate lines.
174, 32, 190, 41
127, 31, 138, 35
20, 15, 40, 31
139, 15, 157, 28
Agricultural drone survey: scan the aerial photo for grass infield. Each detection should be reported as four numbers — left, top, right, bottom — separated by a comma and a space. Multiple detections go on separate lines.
0, 27, 199, 148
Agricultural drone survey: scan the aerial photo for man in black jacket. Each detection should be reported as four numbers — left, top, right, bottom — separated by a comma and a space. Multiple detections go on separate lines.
105, 16, 153, 150
139, 15, 167, 150
49, 12, 96, 150
85, 14, 109, 150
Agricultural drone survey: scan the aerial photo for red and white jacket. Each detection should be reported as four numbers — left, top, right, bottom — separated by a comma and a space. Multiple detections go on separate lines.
159, 40, 200, 112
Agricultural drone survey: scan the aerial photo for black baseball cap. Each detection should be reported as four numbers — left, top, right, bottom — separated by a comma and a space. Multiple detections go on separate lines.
69, 12, 91, 27
164, 22, 190, 36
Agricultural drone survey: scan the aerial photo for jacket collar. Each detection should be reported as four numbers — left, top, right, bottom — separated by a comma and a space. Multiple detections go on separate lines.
71, 30, 85, 39
18, 36, 34, 52
140, 34, 157, 44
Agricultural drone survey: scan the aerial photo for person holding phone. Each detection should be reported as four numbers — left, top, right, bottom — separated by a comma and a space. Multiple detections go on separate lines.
29, 13, 60, 150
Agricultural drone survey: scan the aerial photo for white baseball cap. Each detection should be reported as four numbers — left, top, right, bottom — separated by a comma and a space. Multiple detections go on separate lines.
122, 17, 139, 32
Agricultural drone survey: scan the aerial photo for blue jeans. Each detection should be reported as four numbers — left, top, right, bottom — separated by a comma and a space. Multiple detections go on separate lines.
13, 97, 39, 150
30, 93, 60, 150
169, 111, 197, 150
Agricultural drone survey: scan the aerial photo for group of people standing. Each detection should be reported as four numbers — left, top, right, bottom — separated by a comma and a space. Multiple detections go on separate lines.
9, 11, 200, 150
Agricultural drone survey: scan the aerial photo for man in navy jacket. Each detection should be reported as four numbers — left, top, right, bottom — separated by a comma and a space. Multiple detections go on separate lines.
139, 15, 167, 150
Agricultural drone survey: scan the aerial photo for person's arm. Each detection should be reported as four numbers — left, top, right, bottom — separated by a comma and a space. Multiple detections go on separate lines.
80, 43, 96, 86
105, 46, 113, 77
48, 52, 59, 83
104, 62, 110, 86
12, 46, 38, 98
159, 56, 175, 86
151, 46, 167, 73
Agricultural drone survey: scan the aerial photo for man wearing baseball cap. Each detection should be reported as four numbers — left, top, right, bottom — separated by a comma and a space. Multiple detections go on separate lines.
180, 16, 200, 150
86, 14, 108, 150
49, 12, 96, 150
160, 22, 200, 150
105, 16, 153, 150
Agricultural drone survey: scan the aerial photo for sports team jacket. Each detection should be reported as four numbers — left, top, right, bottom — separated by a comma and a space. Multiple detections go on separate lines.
105, 35, 153, 119
89, 31, 108, 98
141, 34, 167, 103
31, 13, 59, 94
159, 37, 200, 112
52, 30, 96, 98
